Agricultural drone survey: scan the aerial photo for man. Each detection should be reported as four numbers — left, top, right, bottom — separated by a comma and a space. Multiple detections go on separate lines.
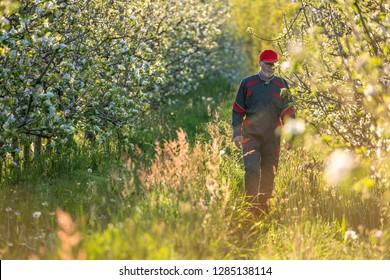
232, 49, 295, 216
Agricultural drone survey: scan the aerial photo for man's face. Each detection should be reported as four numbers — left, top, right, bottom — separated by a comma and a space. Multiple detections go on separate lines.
260, 61, 276, 78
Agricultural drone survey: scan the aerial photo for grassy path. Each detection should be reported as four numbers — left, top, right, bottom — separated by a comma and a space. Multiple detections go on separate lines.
0, 79, 389, 259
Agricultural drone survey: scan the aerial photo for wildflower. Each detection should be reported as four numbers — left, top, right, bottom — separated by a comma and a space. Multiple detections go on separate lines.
345, 230, 358, 240
87, 168, 92, 173
5, 207, 12, 212
219, 150, 225, 155
246, 26, 254, 33
324, 149, 357, 185
32, 211, 42, 219
283, 118, 306, 136
374, 230, 383, 239
281, 61, 291, 72
364, 84, 375, 100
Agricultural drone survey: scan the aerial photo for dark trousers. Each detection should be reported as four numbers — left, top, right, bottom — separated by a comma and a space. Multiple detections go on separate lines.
242, 132, 280, 214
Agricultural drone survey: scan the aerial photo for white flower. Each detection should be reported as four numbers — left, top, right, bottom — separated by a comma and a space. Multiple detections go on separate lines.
246, 26, 254, 33
281, 61, 291, 71
324, 149, 357, 185
283, 119, 306, 136
46, 91, 54, 98
21, 39, 29, 46
87, 168, 92, 173
374, 230, 383, 238
7, 116, 16, 124
345, 230, 358, 240
37, 8, 45, 15
47, 2, 55, 10
32, 211, 42, 219
1, 17, 10, 25
364, 84, 375, 99
48, 106, 55, 115
219, 150, 225, 155
63, 73, 71, 80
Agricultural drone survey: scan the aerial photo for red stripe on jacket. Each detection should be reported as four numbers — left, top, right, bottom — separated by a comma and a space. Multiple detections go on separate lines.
245, 80, 260, 89
273, 80, 285, 88
233, 101, 245, 116
280, 106, 295, 122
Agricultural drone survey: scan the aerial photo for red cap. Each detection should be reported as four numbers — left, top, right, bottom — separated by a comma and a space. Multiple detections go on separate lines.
258, 49, 278, 64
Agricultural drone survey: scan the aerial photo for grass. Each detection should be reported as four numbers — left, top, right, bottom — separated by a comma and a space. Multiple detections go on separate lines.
0, 78, 389, 260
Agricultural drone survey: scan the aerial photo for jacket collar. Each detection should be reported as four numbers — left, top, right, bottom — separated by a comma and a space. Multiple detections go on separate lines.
258, 72, 275, 83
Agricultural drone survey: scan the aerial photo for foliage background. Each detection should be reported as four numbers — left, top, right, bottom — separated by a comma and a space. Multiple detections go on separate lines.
0, 0, 389, 260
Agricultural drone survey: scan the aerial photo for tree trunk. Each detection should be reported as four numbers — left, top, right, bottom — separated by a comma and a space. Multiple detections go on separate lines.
11, 137, 19, 167
23, 142, 30, 168
46, 139, 52, 156
0, 158, 3, 183
34, 136, 42, 161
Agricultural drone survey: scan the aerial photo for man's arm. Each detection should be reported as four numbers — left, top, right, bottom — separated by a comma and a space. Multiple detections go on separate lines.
232, 79, 246, 147
280, 80, 295, 124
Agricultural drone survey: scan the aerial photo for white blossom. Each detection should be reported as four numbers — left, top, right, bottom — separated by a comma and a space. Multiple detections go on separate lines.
325, 149, 358, 185
32, 211, 42, 219
344, 230, 358, 240
283, 119, 306, 136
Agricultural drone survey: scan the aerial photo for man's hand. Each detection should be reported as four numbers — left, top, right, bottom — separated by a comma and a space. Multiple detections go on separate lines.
233, 136, 244, 148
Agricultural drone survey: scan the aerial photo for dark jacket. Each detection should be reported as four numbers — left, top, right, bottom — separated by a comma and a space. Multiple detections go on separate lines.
232, 73, 295, 139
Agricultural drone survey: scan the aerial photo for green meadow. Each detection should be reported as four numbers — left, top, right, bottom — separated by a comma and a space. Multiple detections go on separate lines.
1, 0, 389, 260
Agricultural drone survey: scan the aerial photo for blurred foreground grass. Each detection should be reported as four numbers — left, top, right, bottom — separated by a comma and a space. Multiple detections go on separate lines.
0, 79, 389, 260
